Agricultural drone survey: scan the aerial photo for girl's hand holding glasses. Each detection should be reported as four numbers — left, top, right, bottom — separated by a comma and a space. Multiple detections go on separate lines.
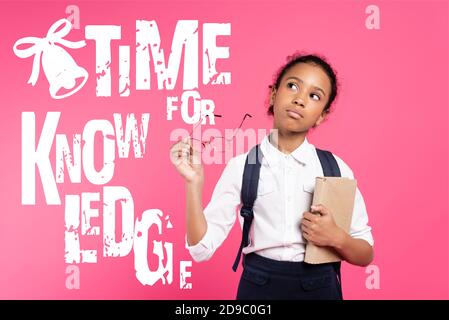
170, 137, 204, 186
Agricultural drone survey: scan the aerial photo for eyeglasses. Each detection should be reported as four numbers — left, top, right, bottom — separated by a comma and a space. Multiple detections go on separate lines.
187, 113, 253, 153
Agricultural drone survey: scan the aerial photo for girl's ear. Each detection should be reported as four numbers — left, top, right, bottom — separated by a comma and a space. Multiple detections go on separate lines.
269, 87, 277, 105
313, 111, 328, 127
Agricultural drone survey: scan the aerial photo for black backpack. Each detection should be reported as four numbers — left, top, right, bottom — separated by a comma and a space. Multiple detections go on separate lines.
232, 144, 343, 297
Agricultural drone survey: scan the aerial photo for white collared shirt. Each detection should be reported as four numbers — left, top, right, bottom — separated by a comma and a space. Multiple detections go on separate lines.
186, 135, 374, 262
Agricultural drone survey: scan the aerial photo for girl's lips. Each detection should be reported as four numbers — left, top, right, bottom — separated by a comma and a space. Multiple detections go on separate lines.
286, 109, 303, 119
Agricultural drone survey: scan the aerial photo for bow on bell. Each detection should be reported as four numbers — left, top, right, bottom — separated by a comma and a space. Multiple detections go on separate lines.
13, 18, 86, 86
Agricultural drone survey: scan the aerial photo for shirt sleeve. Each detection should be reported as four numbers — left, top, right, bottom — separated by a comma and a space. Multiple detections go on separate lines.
334, 155, 374, 246
185, 156, 243, 262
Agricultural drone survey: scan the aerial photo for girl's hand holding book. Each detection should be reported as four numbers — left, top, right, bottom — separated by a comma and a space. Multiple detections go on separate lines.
301, 204, 345, 248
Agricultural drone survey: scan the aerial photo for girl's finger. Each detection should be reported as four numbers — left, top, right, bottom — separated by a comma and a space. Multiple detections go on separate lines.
303, 212, 318, 222
311, 204, 329, 216
301, 219, 312, 228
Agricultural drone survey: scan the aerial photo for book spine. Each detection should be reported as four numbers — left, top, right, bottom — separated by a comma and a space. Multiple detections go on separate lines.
312, 178, 326, 209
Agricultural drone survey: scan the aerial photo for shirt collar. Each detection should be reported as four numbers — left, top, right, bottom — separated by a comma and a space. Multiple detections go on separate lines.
260, 132, 315, 167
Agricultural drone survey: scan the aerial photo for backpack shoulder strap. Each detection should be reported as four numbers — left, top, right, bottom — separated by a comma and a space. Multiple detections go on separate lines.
315, 148, 341, 177
232, 144, 263, 272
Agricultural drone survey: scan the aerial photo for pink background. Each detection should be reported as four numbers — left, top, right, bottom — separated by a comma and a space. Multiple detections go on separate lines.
0, 0, 448, 299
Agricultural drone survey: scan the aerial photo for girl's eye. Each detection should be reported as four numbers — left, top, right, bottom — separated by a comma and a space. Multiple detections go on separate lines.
287, 82, 298, 91
310, 93, 321, 101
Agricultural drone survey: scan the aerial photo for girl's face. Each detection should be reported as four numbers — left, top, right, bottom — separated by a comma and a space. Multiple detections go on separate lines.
271, 62, 331, 134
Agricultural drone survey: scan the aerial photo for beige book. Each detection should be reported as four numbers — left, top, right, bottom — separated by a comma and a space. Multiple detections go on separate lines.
304, 177, 357, 264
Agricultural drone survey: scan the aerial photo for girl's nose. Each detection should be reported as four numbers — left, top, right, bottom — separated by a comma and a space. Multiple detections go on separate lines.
292, 95, 305, 106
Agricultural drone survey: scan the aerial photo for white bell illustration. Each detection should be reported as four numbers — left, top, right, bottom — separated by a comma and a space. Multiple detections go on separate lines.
41, 44, 88, 99
13, 18, 89, 99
